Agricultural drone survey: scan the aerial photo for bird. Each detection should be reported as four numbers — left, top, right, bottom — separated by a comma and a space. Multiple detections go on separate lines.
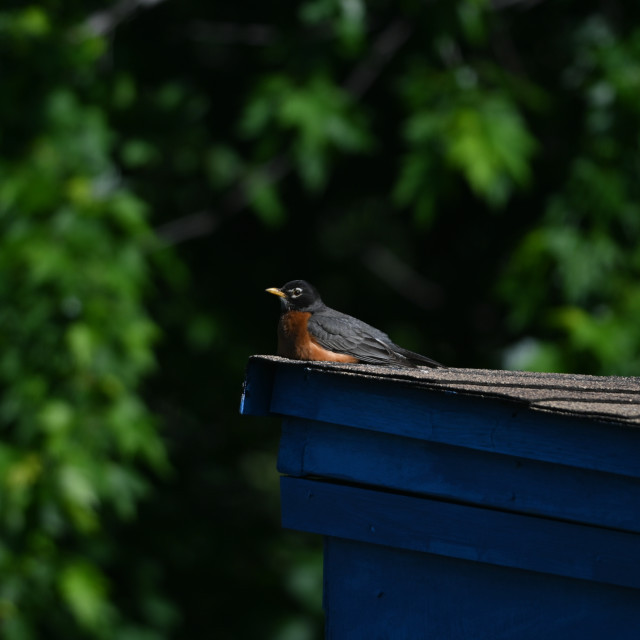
266, 279, 442, 368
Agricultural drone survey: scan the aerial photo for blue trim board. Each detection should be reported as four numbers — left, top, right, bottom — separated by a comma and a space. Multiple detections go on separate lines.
277, 417, 640, 534
270, 364, 640, 478
281, 476, 640, 590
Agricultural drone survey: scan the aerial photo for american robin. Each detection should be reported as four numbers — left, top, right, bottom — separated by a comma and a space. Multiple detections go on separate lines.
266, 280, 442, 368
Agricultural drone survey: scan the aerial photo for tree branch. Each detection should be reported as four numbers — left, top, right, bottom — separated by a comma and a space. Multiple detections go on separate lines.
343, 20, 413, 98
186, 21, 276, 46
361, 244, 444, 311
86, 0, 166, 36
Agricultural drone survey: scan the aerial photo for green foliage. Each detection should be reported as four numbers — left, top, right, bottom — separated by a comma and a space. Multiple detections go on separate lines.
59, 562, 114, 631
501, 16, 640, 374
299, 0, 367, 53
0, 5, 170, 639
4, 1, 640, 639
396, 64, 537, 220
241, 73, 371, 221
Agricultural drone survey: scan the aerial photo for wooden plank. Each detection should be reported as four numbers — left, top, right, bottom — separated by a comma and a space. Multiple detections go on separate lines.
281, 476, 640, 590
323, 537, 640, 639
271, 365, 640, 478
239, 357, 276, 416
277, 417, 640, 534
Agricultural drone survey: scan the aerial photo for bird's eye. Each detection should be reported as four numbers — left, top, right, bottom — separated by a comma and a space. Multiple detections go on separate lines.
291, 287, 303, 298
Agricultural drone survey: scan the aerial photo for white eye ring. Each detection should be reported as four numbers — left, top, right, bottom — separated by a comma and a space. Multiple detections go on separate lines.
291, 287, 303, 297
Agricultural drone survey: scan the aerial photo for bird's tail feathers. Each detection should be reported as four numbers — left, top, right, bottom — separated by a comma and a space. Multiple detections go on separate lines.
395, 346, 443, 369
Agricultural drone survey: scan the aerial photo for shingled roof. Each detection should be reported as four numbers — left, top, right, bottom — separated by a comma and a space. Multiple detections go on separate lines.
250, 355, 640, 426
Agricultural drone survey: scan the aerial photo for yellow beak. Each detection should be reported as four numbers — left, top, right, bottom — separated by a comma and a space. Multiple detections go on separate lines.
266, 287, 286, 298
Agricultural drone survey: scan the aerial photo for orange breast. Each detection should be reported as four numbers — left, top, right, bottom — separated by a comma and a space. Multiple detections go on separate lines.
278, 311, 358, 363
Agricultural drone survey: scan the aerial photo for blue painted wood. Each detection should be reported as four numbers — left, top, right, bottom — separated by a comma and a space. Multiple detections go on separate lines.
281, 476, 640, 590
277, 417, 640, 533
323, 537, 640, 640
242, 359, 640, 637
239, 357, 276, 416
271, 364, 640, 478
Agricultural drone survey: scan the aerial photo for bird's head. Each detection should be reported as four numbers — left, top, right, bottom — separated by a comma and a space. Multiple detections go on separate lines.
266, 280, 323, 312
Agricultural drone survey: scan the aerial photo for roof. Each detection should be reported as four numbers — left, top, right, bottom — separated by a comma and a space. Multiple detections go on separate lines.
250, 355, 640, 426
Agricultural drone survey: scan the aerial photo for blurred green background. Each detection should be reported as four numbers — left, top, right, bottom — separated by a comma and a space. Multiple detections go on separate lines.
2, 1, 640, 638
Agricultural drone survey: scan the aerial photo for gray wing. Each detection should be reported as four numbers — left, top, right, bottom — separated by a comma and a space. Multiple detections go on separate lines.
308, 309, 406, 365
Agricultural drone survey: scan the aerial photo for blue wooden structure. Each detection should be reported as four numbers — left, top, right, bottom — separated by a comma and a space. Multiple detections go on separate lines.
241, 355, 640, 639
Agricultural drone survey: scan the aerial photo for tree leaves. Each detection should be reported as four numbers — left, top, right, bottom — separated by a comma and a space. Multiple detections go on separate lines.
445, 96, 536, 205
0, 6, 171, 638
499, 19, 640, 374
59, 561, 114, 631
241, 73, 372, 211
397, 65, 537, 217
4, 2, 640, 639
